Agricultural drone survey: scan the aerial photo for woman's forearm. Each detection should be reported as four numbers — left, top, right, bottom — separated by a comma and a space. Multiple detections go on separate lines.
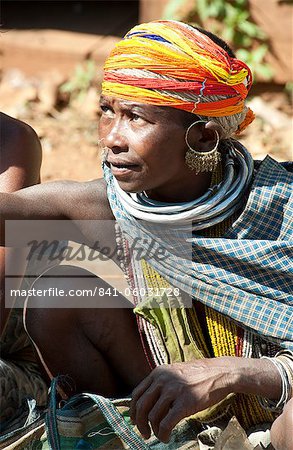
225, 356, 282, 400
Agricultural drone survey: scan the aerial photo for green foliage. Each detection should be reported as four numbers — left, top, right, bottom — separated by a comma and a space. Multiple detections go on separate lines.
60, 59, 97, 102
164, 0, 187, 19
163, 0, 274, 81
236, 46, 273, 80
285, 81, 293, 92
285, 81, 293, 103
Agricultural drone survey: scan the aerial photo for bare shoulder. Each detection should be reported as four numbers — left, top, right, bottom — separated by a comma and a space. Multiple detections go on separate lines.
1, 112, 40, 149
0, 112, 42, 190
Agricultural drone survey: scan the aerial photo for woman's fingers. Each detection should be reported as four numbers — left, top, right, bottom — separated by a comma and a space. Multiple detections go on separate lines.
133, 384, 161, 439
147, 394, 174, 437
157, 402, 187, 443
130, 364, 194, 442
129, 360, 236, 442
130, 372, 153, 422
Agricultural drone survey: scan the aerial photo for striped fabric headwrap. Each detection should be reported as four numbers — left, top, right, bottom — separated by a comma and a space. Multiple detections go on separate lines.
102, 20, 255, 131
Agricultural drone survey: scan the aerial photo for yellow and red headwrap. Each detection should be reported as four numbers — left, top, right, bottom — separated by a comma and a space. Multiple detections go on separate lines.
102, 20, 254, 126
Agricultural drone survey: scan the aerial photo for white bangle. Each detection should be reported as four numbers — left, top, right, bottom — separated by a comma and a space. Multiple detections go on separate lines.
259, 356, 292, 412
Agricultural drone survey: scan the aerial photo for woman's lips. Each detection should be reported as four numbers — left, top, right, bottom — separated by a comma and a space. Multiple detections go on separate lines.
108, 162, 140, 177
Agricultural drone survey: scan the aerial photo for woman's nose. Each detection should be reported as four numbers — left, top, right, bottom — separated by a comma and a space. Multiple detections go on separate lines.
104, 119, 128, 151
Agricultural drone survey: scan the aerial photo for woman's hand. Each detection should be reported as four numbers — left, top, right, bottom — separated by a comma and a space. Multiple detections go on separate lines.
130, 357, 281, 443
130, 359, 232, 443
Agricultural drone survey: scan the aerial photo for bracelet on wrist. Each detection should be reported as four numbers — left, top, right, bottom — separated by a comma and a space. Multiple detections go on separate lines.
258, 356, 292, 412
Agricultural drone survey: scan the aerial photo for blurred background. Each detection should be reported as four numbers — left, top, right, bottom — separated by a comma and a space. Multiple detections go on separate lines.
1, 0, 292, 183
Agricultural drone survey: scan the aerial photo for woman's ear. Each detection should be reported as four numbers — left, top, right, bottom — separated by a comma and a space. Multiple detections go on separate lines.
186, 120, 221, 153
203, 121, 222, 141
198, 121, 222, 152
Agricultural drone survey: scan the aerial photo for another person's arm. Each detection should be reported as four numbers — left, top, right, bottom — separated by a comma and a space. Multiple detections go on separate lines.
0, 112, 42, 191
0, 113, 42, 334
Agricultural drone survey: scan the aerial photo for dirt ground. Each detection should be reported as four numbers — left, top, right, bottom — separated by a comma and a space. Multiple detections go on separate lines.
1, 68, 292, 184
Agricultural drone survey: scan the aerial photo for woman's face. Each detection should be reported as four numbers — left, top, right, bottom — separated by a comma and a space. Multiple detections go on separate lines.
99, 95, 205, 201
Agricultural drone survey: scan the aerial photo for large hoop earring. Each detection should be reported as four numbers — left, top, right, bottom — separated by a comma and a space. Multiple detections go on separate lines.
185, 120, 221, 173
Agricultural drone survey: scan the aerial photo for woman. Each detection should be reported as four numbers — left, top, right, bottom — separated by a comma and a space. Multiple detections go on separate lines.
0, 21, 292, 447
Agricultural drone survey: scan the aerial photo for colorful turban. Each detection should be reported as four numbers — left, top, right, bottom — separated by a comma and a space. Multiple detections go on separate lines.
102, 20, 254, 128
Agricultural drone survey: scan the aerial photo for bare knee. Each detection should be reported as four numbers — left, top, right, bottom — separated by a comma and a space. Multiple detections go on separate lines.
271, 399, 293, 450
24, 265, 149, 394
25, 264, 133, 339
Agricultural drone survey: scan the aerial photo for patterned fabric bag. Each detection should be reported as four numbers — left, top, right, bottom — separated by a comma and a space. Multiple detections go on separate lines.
0, 379, 199, 449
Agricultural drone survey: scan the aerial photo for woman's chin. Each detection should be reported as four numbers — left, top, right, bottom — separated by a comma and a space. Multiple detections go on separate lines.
115, 178, 145, 194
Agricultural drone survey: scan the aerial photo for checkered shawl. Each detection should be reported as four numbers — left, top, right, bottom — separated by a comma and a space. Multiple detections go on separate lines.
104, 156, 293, 350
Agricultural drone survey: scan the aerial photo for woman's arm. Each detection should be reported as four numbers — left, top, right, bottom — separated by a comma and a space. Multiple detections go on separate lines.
1, 177, 116, 331
0, 181, 82, 243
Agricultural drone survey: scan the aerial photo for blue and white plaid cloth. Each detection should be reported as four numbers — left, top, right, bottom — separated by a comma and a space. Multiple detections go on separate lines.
104, 156, 293, 350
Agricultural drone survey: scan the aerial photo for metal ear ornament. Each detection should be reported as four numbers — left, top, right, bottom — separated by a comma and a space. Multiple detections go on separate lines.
185, 121, 221, 173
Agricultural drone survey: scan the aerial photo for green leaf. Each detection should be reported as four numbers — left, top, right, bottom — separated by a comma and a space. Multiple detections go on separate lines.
208, 0, 224, 17
196, 0, 209, 22
224, 3, 235, 20
59, 60, 97, 99
235, 0, 248, 7
252, 44, 268, 63
237, 11, 249, 21
241, 35, 253, 47
285, 81, 293, 92
236, 48, 250, 61
222, 27, 235, 43
255, 64, 274, 80
163, 0, 187, 20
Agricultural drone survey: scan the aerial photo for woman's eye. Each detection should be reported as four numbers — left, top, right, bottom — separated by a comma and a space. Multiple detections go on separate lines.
100, 105, 113, 116
131, 113, 144, 123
